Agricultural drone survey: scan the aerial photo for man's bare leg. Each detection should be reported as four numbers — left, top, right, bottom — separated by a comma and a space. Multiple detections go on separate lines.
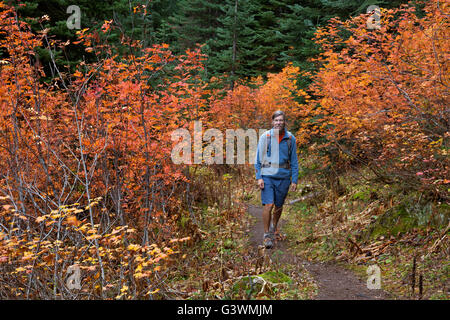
271, 205, 283, 233
262, 204, 274, 233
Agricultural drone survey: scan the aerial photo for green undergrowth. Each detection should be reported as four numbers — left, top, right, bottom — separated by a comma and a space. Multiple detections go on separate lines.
282, 167, 449, 300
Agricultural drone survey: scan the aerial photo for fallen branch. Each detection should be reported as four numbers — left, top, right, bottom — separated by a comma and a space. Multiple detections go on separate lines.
348, 238, 364, 257
287, 191, 323, 205
425, 221, 450, 258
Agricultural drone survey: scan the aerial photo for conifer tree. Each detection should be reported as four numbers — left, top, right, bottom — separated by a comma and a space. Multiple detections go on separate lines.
206, 0, 258, 89
168, 0, 223, 53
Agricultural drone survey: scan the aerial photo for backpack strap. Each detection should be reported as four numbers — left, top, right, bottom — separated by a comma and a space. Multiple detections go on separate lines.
262, 131, 292, 166
287, 134, 292, 161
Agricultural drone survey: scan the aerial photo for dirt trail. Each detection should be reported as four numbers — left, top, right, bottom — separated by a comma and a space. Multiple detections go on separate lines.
248, 204, 392, 300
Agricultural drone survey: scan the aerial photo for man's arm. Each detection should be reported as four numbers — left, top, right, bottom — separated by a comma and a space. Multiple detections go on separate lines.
255, 134, 265, 189
290, 136, 299, 185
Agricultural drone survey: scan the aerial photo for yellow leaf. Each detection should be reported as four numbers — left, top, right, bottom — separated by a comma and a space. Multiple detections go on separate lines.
30, 115, 52, 121
147, 288, 159, 295
86, 234, 101, 241
127, 244, 141, 251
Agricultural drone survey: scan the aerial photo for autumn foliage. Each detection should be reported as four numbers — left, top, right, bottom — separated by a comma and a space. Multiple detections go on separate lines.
0, 0, 448, 300
0, 2, 214, 298
208, 0, 448, 199
296, 0, 449, 197
210, 63, 304, 132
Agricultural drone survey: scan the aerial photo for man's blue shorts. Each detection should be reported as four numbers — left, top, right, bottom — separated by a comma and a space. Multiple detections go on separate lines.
261, 176, 291, 207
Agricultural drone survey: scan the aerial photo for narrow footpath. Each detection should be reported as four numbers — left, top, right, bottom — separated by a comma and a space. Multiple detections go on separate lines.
248, 205, 391, 300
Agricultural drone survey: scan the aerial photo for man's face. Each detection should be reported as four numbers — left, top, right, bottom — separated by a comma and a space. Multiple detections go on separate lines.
272, 115, 285, 132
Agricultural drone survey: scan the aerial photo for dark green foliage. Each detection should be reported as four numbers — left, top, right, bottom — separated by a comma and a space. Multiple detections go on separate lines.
168, 0, 223, 52
206, 0, 258, 89
12, 0, 177, 78
166, 0, 413, 89
10, 0, 414, 87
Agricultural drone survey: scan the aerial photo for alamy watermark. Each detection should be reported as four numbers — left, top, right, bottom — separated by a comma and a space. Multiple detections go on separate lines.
367, 5, 381, 30
66, 5, 81, 30
171, 121, 267, 165
66, 264, 81, 290
366, 264, 381, 289
64, 5, 380, 33
170, 120, 291, 170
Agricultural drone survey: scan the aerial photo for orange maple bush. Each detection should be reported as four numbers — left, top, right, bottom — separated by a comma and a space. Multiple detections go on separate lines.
298, 0, 448, 197
254, 63, 305, 130
210, 63, 304, 135
0, 2, 213, 298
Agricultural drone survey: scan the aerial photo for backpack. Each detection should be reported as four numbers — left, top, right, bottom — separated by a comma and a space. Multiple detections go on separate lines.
261, 131, 292, 166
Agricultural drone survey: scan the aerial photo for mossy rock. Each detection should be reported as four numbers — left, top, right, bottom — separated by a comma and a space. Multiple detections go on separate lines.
223, 238, 235, 249
368, 206, 416, 239
231, 276, 263, 295
230, 271, 292, 297
352, 190, 371, 201
259, 271, 292, 284
366, 200, 440, 240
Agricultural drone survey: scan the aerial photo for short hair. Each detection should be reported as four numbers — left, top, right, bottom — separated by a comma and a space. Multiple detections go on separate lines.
271, 110, 286, 121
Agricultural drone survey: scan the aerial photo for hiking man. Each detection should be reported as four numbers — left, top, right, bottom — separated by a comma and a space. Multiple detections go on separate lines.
255, 110, 299, 249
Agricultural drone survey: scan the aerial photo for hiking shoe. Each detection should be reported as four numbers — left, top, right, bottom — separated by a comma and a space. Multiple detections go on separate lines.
263, 233, 273, 249
269, 223, 286, 241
